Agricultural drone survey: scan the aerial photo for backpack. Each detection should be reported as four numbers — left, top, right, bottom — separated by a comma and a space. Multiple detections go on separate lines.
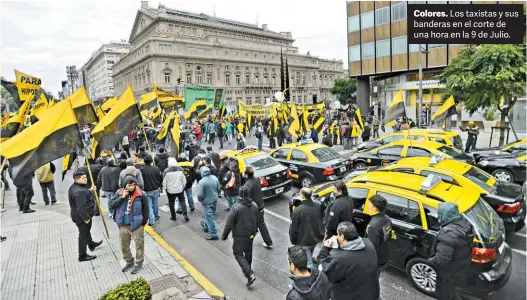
216, 124, 224, 136
255, 131, 262, 139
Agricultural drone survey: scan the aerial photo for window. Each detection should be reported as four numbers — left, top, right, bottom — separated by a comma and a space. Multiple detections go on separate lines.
376, 6, 390, 25
438, 145, 462, 157
272, 76, 276, 85
420, 170, 457, 185
348, 188, 370, 209
392, 36, 407, 55
409, 44, 420, 53
361, 11, 374, 29
164, 73, 170, 83
378, 192, 422, 226
348, 15, 360, 32
390, 168, 415, 174
244, 155, 279, 170
380, 134, 403, 144
169, 24, 174, 32
206, 73, 212, 84
376, 39, 390, 57
264, 75, 268, 85
423, 204, 440, 231
302, 77, 306, 85
225, 65, 229, 70
406, 147, 431, 157
186, 72, 192, 84
255, 75, 259, 84
377, 146, 403, 156
195, 66, 203, 84
392, 2, 407, 22
362, 42, 374, 60
430, 137, 447, 144
245, 75, 250, 84
291, 150, 308, 162
225, 75, 230, 85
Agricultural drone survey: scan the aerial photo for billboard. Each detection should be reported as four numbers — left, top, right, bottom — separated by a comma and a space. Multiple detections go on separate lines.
184, 85, 224, 110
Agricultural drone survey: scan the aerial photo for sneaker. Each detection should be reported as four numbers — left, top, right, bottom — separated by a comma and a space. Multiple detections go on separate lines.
183, 213, 189, 222
44, 202, 49, 206
262, 242, 273, 249
79, 254, 97, 262
190, 208, 195, 212
246, 273, 256, 287
121, 262, 134, 272
108, 213, 113, 218
89, 240, 103, 251
23, 209, 36, 214
131, 264, 142, 275
206, 235, 218, 240
155, 216, 160, 222
30, 202, 36, 205
200, 221, 208, 232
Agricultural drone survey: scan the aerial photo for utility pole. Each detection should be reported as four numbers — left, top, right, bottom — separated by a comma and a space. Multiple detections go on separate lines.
66, 65, 78, 96
418, 44, 423, 129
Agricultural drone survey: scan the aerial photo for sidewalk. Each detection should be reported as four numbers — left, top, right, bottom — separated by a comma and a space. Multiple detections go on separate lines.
0, 198, 217, 300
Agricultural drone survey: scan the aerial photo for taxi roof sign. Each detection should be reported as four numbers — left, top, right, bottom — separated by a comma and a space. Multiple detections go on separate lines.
238, 146, 259, 155
420, 174, 442, 192
298, 138, 314, 146
429, 153, 446, 167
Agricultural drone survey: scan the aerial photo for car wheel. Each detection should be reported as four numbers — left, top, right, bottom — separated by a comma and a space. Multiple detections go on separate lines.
300, 174, 315, 188
492, 168, 515, 183
355, 162, 367, 170
406, 257, 437, 296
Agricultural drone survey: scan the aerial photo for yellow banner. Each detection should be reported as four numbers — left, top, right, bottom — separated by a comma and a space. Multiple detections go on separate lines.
15, 70, 41, 102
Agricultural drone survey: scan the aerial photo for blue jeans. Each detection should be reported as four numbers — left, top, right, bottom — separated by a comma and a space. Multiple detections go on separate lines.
203, 203, 218, 238
144, 190, 160, 224
177, 188, 195, 211
226, 196, 238, 209
300, 246, 315, 270
257, 137, 263, 150
104, 191, 114, 214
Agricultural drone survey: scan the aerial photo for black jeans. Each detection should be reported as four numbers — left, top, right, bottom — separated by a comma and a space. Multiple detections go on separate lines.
16, 184, 34, 210
1, 170, 9, 190
232, 237, 254, 278
218, 135, 224, 149
258, 210, 273, 245
168, 192, 187, 216
39, 181, 56, 203
122, 145, 130, 158
75, 220, 94, 257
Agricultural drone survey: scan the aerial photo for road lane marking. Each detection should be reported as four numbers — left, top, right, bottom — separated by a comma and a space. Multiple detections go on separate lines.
511, 248, 526, 256
264, 209, 291, 223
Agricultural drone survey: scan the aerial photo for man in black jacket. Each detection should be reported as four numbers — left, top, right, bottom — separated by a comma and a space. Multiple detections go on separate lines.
324, 181, 355, 239
221, 186, 260, 287
69, 170, 103, 262
13, 172, 35, 213
289, 188, 323, 269
154, 147, 169, 173
286, 246, 330, 300
97, 158, 120, 218
428, 202, 473, 300
365, 195, 392, 275
78, 158, 105, 216
141, 155, 162, 226
243, 167, 273, 248
318, 221, 379, 300
206, 146, 221, 169
185, 140, 200, 162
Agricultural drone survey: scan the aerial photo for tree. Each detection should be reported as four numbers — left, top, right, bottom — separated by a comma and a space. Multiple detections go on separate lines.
330, 78, 357, 106
438, 44, 526, 145
0, 76, 18, 111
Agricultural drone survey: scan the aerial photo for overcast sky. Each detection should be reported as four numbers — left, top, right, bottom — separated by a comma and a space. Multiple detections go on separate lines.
0, 0, 347, 96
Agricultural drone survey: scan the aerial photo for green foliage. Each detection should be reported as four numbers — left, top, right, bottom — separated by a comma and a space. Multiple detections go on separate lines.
330, 78, 357, 105
99, 278, 152, 300
482, 106, 498, 121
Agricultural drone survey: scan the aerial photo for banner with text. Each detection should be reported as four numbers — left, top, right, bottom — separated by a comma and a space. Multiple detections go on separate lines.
184, 85, 224, 111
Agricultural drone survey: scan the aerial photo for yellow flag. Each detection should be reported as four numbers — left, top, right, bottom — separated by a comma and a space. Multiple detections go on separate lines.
157, 111, 176, 140
101, 96, 117, 112
288, 104, 300, 138
170, 113, 181, 157
68, 87, 98, 126
0, 98, 32, 142
30, 92, 48, 119
15, 70, 41, 102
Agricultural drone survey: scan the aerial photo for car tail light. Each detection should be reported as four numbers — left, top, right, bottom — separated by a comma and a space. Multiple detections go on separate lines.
498, 202, 522, 214
472, 247, 497, 263
259, 177, 269, 187
322, 165, 335, 175
286, 169, 291, 179
350, 160, 354, 169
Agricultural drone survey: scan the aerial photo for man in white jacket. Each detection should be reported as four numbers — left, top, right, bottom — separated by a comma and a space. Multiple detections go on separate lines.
162, 158, 188, 221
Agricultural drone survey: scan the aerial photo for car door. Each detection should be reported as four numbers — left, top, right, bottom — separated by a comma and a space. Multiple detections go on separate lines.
349, 187, 373, 237
405, 147, 433, 158
290, 149, 309, 180
373, 191, 428, 269
373, 146, 404, 166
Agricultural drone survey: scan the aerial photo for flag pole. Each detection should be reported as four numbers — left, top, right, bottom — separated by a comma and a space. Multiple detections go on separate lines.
141, 125, 156, 164
1, 159, 7, 210
82, 148, 110, 240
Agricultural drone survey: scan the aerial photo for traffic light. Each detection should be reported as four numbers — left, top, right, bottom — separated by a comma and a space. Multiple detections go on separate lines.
177, 78, 181, 85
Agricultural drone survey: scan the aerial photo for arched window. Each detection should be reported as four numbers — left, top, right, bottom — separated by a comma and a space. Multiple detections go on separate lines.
296, 72, 300, 84
196, 66, 203, 84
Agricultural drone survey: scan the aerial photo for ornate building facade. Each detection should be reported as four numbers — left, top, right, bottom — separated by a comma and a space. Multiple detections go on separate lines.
112, 1, 344, 108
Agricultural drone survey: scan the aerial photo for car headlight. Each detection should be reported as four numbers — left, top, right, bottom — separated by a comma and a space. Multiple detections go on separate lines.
478, 160, 489, 167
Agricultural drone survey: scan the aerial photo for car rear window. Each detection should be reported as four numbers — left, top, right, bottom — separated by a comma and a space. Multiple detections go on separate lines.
312, 147, 341, 162
464, 166, 496, 193
244, 155, 279, 170
463, 200, 501, 243
438, 145, 462, 157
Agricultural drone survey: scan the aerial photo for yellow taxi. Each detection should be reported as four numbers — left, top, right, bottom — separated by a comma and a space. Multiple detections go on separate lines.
312, 171, 510, 297
358, 129, 463, 152
269, 139, 351, 187
350, 139, 473, 169
221, 146, 292, 199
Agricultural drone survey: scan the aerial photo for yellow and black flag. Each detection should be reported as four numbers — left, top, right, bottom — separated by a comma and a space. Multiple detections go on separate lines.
0, 97, 31, 142
140, 92, 159, 112
312, 114, 326, 133
149, 106, 163, 121
382, 90, 405, 132
100, 96, 117, 113
62, 152, 77, 181
157, 111, 176, 141
69, 87, 98, 126
170, 113, 181, 158
91, 86, 141, 151
245, 113, 256, 133
96, 104, 106, 120
185, 100, 207, 120
288, 104, 301, 138
154, 85, 184, 109
218, 105, 226, 120
0, 100, 83, 181
301, 106, 311, 133
29, 91, 49, 123
198, 105, 213, 120
1, 79, 21, 107
432, 96, 456, 123
354, 108, 365, 131
15, 70, 41, 103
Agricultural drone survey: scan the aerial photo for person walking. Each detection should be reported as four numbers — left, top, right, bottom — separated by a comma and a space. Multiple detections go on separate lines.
110, 176, 149, 274
324, 181, 355, 239
372, 116, 380, 139
69, 169, 102, 262
351, 121, 361, 148
197, 166, 220, 240
318, 221, 379, 300
207, 121, 217, 145
362, 122, 371, 142
216, 121, 225, 149
177, 159, 196, 214
224, 161, 241, 211
36, 162, 57, 205
289, 188, 323, 269
428, 202, 474, 300
78, 158, 105, 216
221, 186, 260, 287
141, 155, 162, 225
244, 167, 273, 248
122, 135, 131, 158
256, 122, 264, 150
365, 195, 392, 278
236, 133, 246, 150
163, 158, 189, 222
12, 171, 35, 213
154, 147, 169, 173
226, 121, 234, 145
193, 124, 203, 147
310, 126, 319, 143
460, 121, 479, 153
286, 246, 330, 300
119, 160, 145, 190
132, 153, 145, 169
277, 124, 285, 147
98, 159, 120, 217
341, 122, 352, 150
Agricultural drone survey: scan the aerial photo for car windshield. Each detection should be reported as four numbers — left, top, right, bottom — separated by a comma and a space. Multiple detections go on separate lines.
464, 166, 497, 193
312, 147, 341, 162
438, 145, 461, 157
244, 155, 279, 170
463, 200, 501, 243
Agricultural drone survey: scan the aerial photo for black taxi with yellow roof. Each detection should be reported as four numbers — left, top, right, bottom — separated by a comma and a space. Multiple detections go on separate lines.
221, 146, 292, 199
268, 139, 351, 187
310, 171, 511, 297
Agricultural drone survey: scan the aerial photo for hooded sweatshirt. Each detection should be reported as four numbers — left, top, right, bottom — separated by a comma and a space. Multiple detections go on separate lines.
155, 152, 169, 173
221, 187, 260, 240
119, 166, 144, 189
197, 166, 220, 206
286, 269, 330, 300
162, 158, 186, 194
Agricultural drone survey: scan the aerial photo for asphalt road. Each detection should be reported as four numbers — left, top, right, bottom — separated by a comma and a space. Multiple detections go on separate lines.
5, 133, 524, 300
